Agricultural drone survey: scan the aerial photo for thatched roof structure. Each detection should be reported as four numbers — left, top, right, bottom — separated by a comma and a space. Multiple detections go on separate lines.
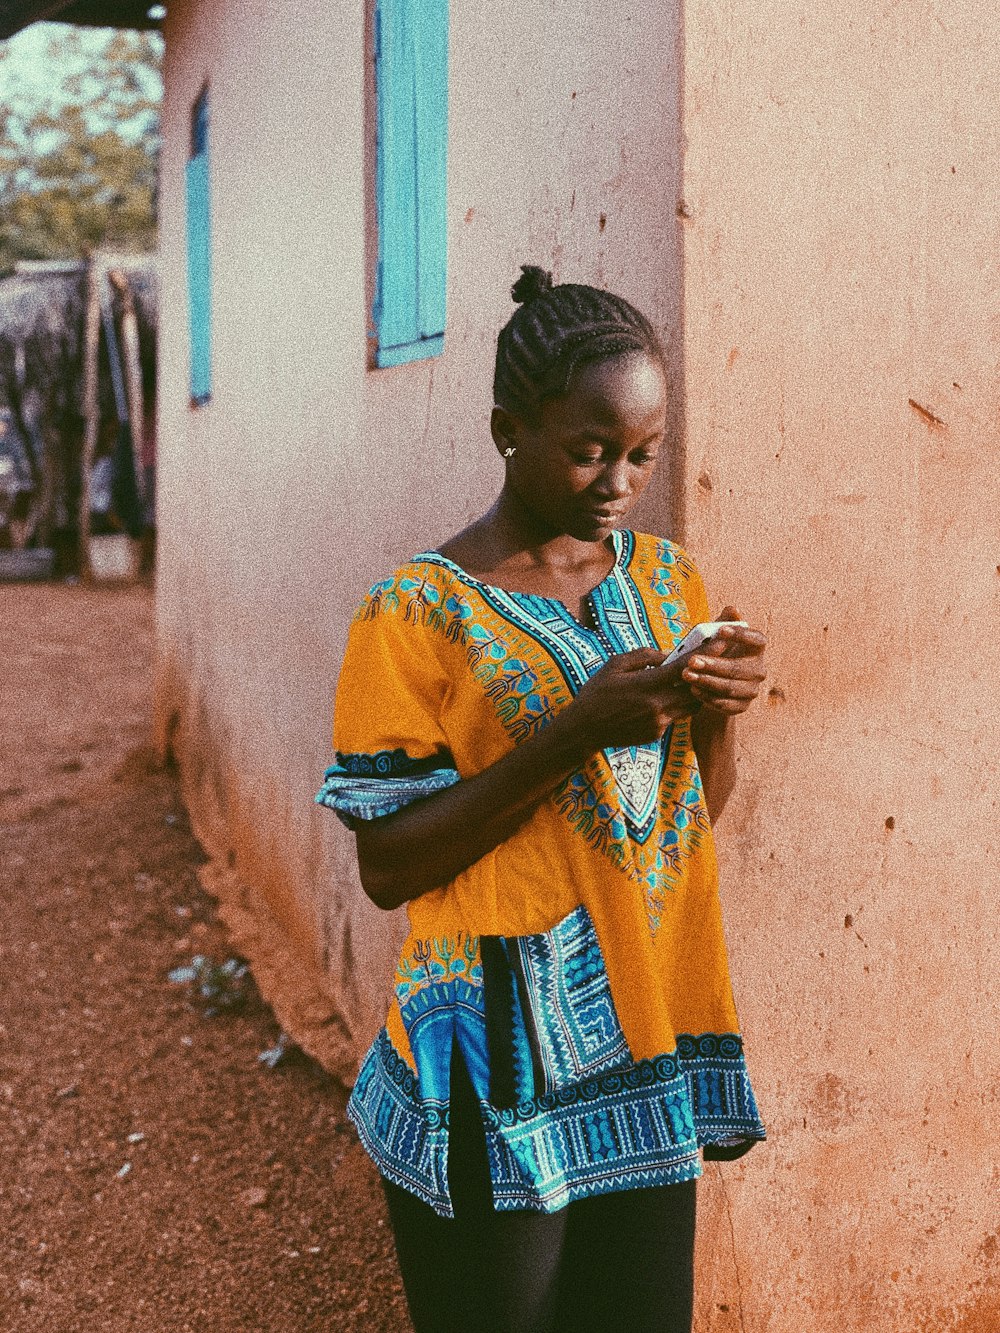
0, 252, 158, 557
0, 253, 158, 414
0, 254, 157, 350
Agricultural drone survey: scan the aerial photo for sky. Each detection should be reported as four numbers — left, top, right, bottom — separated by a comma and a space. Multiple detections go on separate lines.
0, 20, 163, 131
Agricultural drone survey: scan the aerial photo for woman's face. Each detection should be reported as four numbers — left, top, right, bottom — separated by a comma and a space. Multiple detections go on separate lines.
494, 351, 668, 543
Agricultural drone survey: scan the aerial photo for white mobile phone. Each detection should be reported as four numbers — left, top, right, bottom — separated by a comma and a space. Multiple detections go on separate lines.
662, 621, 749, 670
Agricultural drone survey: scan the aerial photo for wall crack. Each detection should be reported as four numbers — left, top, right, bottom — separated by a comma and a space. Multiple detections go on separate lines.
718, 1164, 749, 1333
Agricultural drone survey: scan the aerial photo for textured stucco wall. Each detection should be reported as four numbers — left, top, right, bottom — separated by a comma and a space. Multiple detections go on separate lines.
154, 0, 682, 1071
680, 4, 999, 1330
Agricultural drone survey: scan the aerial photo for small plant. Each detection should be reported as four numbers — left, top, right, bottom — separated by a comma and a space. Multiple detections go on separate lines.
168, 955, 252, 1017
257, 1031, 295, 1070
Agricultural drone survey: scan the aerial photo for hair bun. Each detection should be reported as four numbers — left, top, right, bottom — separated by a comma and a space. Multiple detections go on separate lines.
511, 264, 554, 305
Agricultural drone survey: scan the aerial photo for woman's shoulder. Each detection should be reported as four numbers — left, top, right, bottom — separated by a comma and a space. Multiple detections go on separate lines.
627, 529, 701, 577
626, 532, 708, 618
351, 551, 461, 626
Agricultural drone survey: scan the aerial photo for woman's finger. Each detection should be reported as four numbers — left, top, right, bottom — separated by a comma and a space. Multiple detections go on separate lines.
612, 647, 671, 672
688, 675, 761, 700
683, 657, 767, 684
715, 626, 767, 655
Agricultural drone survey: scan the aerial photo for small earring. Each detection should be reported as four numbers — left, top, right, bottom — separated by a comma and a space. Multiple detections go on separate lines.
503, 447, 516, 457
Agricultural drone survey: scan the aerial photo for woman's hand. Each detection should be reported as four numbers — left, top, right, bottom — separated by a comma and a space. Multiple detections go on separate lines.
355, 646, 695, 909
681, 605, 767, 716
558, 648, 698, 754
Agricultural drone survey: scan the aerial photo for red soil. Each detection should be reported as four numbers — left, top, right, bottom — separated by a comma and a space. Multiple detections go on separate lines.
0, 583, 411, 1332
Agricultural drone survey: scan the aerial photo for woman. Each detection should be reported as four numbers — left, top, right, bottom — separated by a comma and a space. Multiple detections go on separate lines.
317, 266, 768, 1333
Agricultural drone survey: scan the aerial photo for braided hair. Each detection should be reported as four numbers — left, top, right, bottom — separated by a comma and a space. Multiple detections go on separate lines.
493, 265, 665, 422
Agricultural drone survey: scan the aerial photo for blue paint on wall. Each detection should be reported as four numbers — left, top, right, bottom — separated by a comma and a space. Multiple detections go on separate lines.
186, 89, 212, 405
373, 0, 449, 367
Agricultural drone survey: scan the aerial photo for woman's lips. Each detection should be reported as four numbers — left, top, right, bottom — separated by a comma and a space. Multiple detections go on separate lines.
586, 508, 627, 523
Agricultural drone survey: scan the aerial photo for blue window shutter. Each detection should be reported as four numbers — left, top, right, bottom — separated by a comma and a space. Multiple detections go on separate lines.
186, 93, 212, 405
413, 0, 449, 340
374, 0, 449, 367
374, 0, 420, 355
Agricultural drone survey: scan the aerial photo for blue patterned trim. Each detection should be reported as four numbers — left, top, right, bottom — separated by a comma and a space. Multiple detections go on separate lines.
413, 533, 620, 696
347, 1031, 451, 1213
590, 530, 657, 652
348, 1026, 765, 1218
502, 593, 607, 686
675, 1033, 766, 1153
399, 977, 487, 1102
334, 748, 449, 778
482, 1064, 702, 1212
315, 760, 461, 829
511, 904, 630, 1095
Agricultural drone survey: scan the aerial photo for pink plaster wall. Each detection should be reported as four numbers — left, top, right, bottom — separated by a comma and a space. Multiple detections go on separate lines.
680, 4, 999, 1329
154, 0, 682, 1065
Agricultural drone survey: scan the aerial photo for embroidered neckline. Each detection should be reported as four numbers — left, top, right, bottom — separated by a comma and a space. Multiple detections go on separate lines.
413, 527, 628, 616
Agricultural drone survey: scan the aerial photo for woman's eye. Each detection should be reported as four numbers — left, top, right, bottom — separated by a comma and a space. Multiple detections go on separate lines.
571, 453, 603, 466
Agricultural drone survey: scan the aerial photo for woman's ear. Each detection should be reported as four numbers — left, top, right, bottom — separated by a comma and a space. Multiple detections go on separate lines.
491, 406, 520, 459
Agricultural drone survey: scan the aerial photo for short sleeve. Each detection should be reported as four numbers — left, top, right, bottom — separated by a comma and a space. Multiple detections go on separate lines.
315, 583, 461, 830
647, 536, 713, 631
673, 544, 712, 626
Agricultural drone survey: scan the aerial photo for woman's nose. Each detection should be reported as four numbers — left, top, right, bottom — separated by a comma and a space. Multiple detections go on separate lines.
593, 461, 631, 499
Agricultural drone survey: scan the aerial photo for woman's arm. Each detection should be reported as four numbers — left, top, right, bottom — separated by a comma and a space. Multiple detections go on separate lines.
355, 647, 695, 910
690, 709, 737, 823
682, 605, 768, 825
355, 707, 591, 910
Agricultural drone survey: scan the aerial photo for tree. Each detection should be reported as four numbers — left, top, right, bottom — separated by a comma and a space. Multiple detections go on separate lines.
0, 28, 162, 273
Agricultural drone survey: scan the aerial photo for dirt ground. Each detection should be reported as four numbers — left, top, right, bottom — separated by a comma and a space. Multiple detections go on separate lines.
0, 583, 412, 1333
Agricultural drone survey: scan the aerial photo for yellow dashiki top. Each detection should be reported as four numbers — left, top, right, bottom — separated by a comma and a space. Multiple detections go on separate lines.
317, 529, 765, 1216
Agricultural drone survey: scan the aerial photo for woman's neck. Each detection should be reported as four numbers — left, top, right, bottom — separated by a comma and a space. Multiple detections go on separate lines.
436, 489, 619, 619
